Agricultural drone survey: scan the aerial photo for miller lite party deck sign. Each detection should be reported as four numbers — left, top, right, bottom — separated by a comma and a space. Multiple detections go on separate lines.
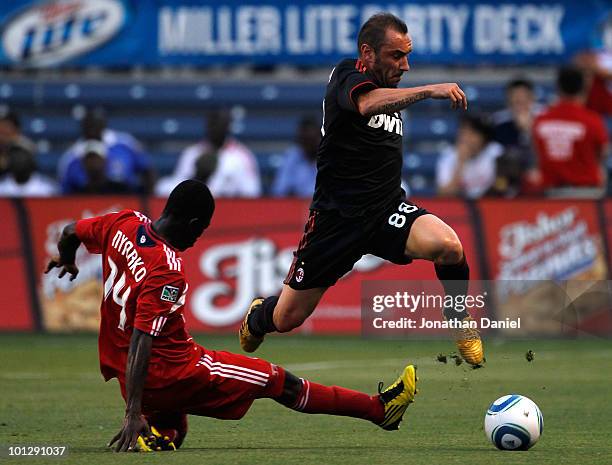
0, 1, 609, 67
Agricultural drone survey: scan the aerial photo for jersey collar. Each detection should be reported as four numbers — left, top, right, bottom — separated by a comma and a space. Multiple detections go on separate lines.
145, 222, 179, 252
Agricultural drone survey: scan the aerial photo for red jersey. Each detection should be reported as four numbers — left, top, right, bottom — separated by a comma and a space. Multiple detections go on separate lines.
75, 209, 201, 388
532, 100, 608, 188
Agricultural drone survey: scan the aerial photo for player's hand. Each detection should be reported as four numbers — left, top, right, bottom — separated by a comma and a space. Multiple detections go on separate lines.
428, 83, 468, 110
108, 413, 151, 452
44, 256, 79, 281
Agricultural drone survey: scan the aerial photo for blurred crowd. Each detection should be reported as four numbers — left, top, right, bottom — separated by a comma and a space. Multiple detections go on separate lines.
0, 61, 609, 199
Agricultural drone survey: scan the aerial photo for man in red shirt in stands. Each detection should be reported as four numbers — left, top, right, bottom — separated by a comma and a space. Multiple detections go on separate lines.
45, 180, 417, 452
532, 66, 609, 191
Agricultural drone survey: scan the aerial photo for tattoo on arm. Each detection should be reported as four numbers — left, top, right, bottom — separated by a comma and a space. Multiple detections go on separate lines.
374, 91, 429, 114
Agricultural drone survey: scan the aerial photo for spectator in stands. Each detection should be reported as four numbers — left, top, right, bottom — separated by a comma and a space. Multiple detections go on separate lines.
63, 140, 130, 195
492, 78, 541, 171
58, 109, 154, 194
436, 114, 504, 198
155, 109, 261, 197
0, 142, 58, 197
574, 14, 612, 116
0, 109, 35, 177
271, 116, 320, 197
576, 51, 612, 116
531, 66, 609, 194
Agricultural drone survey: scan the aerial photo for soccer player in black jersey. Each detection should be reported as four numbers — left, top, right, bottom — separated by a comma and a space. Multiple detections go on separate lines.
240, 12, 483, 366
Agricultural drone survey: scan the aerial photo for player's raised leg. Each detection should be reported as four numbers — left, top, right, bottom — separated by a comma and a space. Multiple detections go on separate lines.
405, 214, 484, 366
274, 364, 418, 431
239, 285, 327, 352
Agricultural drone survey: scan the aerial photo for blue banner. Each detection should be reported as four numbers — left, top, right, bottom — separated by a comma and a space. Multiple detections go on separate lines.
0, 0, 610, 68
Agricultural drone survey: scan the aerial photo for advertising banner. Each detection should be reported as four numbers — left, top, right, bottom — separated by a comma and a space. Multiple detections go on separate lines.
149, 197, 479, 333
0, 0, 609, 68
24, 197, 142, 331
479, 199, 611, 336
0, 199, 35, 331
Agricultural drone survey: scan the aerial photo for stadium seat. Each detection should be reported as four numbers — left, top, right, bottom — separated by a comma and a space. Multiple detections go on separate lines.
2, 77, 563, 195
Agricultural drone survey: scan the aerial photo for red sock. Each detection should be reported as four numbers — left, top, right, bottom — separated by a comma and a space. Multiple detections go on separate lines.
291, 379, 384, 424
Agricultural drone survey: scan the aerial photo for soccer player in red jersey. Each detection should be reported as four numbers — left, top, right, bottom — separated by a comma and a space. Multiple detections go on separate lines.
532, 66, 609, 191
45, 180, 417, 452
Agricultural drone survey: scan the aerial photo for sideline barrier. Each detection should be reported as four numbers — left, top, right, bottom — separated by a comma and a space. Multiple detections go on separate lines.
1, 197, 610, 336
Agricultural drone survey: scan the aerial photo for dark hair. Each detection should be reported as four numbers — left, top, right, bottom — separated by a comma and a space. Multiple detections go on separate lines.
557, 65, 584, 96
0, 109, 21, 129
163, 180, 215, 225
358, 12, 408, 53
506, 77, 534, 93
460, 114, 494, 142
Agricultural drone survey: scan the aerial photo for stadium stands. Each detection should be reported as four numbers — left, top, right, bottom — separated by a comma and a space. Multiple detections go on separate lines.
0, 78, 564, 195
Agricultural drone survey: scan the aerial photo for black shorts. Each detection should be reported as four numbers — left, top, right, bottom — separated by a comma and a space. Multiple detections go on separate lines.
284, 198, 429, 290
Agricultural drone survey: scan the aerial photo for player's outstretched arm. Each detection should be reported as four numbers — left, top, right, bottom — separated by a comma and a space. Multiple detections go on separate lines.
108, 329, 153, 452
356, 83, 468, 116
44, 222, 80, 280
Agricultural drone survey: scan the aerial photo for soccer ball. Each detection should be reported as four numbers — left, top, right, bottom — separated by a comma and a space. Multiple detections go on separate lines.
484, 394, 543, 450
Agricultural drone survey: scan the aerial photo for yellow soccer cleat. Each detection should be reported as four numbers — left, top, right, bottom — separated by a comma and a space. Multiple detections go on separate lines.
451, 316, 484, 367
239, 297, 265, 353
377, 364, 418, 431
137, 426, 176, 452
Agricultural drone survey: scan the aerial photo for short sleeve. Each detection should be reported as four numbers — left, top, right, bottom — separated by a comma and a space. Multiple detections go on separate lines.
336, 61, 378, 112
135, 272, 187, 336
75, 211, 120, 254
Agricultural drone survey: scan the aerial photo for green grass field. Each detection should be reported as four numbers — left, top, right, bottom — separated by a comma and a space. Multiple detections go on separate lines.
1, 334, 611, 464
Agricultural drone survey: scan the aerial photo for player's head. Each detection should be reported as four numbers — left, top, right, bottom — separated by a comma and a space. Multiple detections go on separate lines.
161, 180, 215, 250
358, 13, 411, 88
557, 65, 585, 98
506, 78, 535, 115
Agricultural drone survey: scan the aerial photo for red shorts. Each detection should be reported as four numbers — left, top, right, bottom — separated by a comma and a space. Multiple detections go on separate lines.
119, 348, 286, 420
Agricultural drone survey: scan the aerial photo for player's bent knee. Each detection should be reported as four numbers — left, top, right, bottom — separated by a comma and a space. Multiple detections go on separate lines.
437, 236, 464, 265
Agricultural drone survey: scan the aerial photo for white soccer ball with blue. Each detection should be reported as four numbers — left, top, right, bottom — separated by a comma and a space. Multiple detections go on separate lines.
484, 394, 543, 450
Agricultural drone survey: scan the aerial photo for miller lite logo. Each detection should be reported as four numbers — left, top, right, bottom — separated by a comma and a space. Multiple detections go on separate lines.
1, 0, 125, 67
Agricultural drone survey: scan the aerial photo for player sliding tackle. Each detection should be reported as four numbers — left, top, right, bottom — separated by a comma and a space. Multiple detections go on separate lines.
240, 12, 483, 367
45, 180, 418, 452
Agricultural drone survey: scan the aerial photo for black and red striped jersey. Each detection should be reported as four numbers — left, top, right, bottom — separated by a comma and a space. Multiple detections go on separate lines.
312, 58, 404, 218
